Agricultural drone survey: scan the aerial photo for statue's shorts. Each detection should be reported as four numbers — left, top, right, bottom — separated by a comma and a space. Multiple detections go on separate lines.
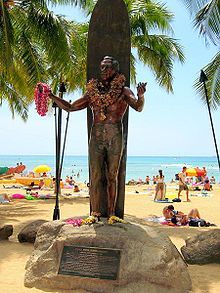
89, 122, 123, 154
88, 122, 124, 214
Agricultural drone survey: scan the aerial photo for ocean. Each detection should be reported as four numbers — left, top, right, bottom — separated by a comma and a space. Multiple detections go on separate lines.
0, 155, 219, 183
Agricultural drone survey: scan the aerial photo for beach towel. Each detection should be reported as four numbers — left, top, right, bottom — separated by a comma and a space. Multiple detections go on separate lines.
144, 216, 180, 226
38, 194, 53, 199
25, 195, 38, 200
144, 216, 165, 223
12, 193, 25, 199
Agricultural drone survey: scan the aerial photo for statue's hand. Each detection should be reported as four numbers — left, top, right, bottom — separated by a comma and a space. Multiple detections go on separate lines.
37, 84, 43, 93
37, 83, 52, 97
137, 82, 147, 97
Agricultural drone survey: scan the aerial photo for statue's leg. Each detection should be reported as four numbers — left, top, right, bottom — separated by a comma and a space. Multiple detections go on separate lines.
89, 128, 105, 217
106, 123, 123, 217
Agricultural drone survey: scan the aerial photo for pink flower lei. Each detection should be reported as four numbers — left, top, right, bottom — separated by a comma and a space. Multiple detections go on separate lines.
34, 82, 51, 116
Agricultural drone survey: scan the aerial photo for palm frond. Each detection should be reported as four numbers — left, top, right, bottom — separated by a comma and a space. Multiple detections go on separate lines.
130, 52, 137, 85
45, 0, 87, 7
24, 5, 73, 71
194, 0, 220, 45
0, 75, 29, 121
127, 0, 174, 35
132, 34, 185, 92
0, 1, 14, 70
195, 52, 220, 109
181, 0, 220, 45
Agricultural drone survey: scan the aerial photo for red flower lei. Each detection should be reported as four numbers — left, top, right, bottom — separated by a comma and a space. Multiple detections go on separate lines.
34, 82, 51, 116
86, 73, 126, 120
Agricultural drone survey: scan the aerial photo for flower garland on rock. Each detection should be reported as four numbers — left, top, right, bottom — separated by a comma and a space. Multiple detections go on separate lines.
108, 216, 127, 225
34, 82, 51, 116
64, 215, 127, 227
86, 73, 126, 121
64, 216, 96, 227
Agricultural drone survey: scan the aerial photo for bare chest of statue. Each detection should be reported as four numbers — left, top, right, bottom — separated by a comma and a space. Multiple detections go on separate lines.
91, 93, 128, 123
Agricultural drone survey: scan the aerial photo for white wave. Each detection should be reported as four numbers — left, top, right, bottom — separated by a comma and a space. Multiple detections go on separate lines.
160, 164, 192, 167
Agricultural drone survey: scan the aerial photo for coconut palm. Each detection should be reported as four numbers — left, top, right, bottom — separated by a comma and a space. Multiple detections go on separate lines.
0, 0, 86, 119
181, 0, 220, 108
1, 0, 185, 120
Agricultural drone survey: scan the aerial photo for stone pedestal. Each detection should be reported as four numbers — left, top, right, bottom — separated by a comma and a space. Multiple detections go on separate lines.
24, 220, 192, 292
181, 229, 220, 264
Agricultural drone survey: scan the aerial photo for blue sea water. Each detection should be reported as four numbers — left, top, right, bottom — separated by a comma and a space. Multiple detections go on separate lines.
0, 155, 219, 183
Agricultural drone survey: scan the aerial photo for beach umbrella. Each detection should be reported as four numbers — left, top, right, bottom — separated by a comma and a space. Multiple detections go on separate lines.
186, 168, 205, 177
186, 168, 197, 177
195, 168, 205, 177
33, 165, 51, 173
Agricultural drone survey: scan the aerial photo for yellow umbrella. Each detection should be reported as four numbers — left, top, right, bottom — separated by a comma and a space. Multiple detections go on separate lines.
186, 168, 197, 177
33, 165, 51, 173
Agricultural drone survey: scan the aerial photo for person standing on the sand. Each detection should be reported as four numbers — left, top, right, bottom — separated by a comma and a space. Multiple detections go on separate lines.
178, 166, 190, 202
154, 170, 165, 201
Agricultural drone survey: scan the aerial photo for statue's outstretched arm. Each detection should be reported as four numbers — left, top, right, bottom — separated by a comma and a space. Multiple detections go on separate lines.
50, 93, 89, 112
123, 82, 146, 112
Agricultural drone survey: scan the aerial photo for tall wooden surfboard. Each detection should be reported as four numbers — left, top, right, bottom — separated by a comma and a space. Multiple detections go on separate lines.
87, 0, 130, 218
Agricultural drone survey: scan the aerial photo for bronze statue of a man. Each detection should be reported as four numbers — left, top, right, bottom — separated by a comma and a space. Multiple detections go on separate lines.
49, 56, 146, 218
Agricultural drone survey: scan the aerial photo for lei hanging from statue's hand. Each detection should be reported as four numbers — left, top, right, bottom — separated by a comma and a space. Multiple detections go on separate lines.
34, 82, 51, 116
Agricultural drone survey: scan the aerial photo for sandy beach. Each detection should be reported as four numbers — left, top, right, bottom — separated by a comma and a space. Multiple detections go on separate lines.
1, 183, 220, 293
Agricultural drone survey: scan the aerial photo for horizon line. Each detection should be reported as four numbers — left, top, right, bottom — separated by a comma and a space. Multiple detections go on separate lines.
0, 154, 217, 157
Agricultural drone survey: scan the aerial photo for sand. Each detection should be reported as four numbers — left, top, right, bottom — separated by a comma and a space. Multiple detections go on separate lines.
0, 183, 220, 293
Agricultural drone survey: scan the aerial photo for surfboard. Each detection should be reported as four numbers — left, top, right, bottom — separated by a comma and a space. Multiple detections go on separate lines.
87, 0, 130, 218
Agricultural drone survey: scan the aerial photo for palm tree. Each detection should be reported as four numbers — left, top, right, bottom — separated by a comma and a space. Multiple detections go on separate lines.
181, 0, 220, 108
1, 0, 185, 120
0, 0, 86, 119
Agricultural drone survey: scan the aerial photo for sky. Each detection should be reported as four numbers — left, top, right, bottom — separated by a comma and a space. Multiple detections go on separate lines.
0, 1, 219, 157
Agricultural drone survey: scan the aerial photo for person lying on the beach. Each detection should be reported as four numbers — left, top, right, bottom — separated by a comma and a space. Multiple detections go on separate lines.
0, 193, 11, 203
163, 205, 200, 223
170, 208, 201, 226
163, 205, 214, 227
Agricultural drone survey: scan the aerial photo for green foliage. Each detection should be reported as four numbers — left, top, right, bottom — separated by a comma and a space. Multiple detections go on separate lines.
181, 0, 220, 108
0, 0, 185, 120
195, 52, 220, 109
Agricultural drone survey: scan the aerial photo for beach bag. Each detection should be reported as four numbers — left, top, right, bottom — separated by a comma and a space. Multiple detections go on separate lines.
172, 198, 181, 202
188, 219, 206, 227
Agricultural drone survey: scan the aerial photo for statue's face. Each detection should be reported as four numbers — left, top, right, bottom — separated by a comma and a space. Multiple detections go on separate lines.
100, 59, 116, 81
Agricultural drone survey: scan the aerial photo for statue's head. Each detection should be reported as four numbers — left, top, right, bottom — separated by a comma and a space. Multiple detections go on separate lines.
100, 56, 119, 81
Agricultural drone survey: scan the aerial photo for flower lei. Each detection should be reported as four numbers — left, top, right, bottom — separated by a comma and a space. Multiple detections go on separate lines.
86, 73, 126, 121
34, 82, 51, 116
108, 216, 127, 225
64, 215, 127, 226
64, 216, 96, 227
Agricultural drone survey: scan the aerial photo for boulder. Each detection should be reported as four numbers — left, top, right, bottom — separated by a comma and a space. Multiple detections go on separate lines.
24, 219, 191, 292
0, 225, 13, 240
18, 220, 48, 243
181, 229, 220, 264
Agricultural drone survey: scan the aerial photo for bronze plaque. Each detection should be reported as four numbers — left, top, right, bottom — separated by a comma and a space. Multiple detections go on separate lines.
59, 245, 121, 280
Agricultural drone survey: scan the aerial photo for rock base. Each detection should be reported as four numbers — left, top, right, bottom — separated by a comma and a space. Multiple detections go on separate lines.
181, 229, 220, 264
24, 219, 192, 292
0, 225, 13, 240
